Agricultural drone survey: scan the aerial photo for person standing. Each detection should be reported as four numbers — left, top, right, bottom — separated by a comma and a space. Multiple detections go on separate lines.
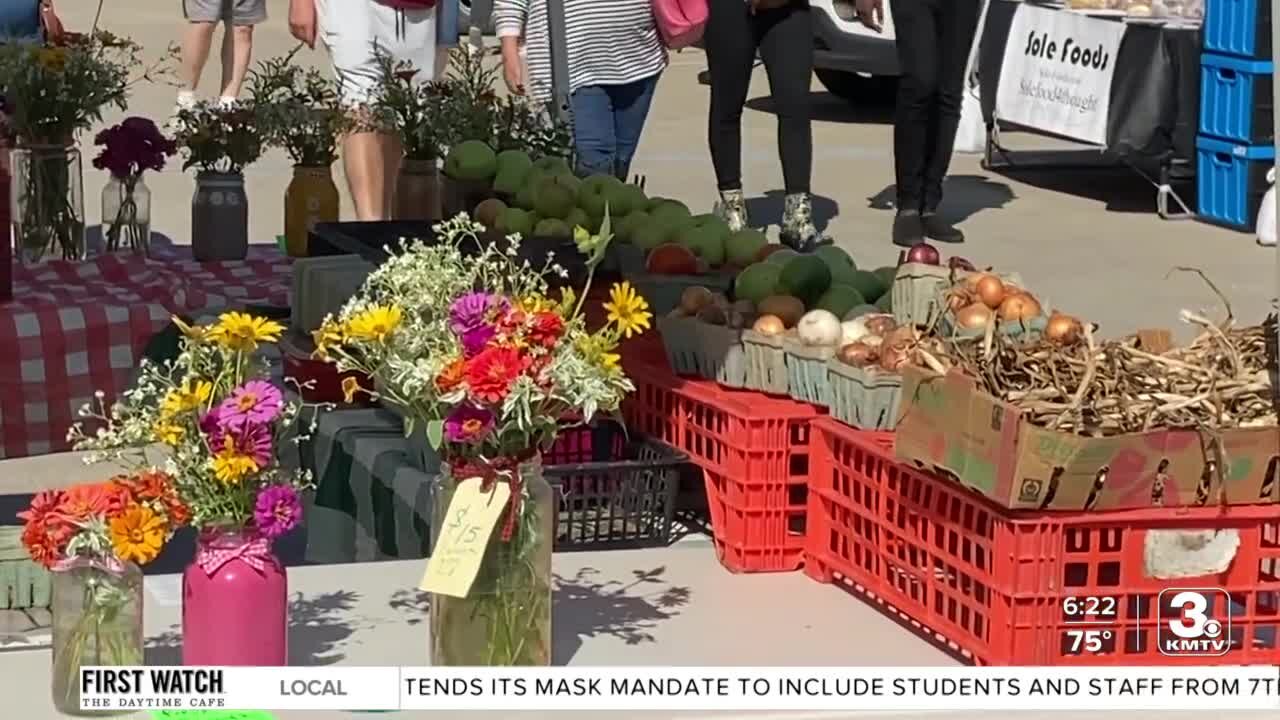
177, 0, 266, 110
855, 0, 980, 246
494, 0, 667, 180
705, 0, 823, 250
0, 0, 42, 41
289, 0, 439, 221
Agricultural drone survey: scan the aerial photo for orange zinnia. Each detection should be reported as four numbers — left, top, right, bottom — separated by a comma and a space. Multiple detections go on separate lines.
58, 482, 127, 522
435, 358, 467, 393
109, 504, 168, 565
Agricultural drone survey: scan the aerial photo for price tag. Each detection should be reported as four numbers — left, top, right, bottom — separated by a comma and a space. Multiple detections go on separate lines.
151, 707, 276, 712
418, 477, 511, 598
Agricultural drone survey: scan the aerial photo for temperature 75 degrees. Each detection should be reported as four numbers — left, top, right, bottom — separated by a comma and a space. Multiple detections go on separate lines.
1067, 629, 1113, 653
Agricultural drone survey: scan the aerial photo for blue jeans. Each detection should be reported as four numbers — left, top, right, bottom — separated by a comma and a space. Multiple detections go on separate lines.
569, 74, 659, 180
0, 0, 39, 41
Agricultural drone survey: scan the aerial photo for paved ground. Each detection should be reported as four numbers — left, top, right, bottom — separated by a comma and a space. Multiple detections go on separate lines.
59, 0, 1279, 343
5, 1, 1275, 701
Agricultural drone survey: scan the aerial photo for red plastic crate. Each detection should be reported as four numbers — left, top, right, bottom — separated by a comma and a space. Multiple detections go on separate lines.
806, 416, 1280, 666
622, 360, 819, 573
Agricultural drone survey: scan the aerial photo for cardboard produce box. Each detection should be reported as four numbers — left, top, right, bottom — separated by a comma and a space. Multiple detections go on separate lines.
894, 365, 1280, 511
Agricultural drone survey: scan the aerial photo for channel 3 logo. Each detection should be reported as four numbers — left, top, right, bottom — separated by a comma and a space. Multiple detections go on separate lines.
1157, 588, 1231, 657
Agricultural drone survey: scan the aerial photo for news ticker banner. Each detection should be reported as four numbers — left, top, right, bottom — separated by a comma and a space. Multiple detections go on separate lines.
80, 666, 1280, 713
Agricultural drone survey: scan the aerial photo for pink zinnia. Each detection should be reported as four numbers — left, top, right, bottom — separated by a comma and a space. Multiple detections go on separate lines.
217, 380, 284, 428
253, 485, 301, 538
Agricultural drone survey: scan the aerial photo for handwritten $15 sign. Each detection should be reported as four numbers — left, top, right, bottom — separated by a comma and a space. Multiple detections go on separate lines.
418, 478, 512, 598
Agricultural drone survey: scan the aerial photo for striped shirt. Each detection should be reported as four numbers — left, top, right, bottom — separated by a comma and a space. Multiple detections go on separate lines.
493, 0, 668, 103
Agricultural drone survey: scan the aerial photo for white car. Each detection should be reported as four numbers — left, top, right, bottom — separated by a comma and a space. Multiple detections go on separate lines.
808, 0, 900, 100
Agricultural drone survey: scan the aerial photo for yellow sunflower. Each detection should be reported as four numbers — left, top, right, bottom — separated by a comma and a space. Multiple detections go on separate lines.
160, 379, 212, 418
576, 333, 622, 373
603, 282, 652, 339
207, 312, 285, 352
109, 504, 168, 565
211, 450, 259, 485
171, 315, 206, 341
345, 306, 403, 344
152, 421, 186, 446
312, 318, 347, 359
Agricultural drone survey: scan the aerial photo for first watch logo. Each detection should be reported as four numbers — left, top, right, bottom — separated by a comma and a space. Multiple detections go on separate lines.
1157, 588, 1232, 657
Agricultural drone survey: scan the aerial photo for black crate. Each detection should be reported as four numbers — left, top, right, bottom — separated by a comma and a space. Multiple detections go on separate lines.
308, 221, 587, 288
544, 421, 686, 551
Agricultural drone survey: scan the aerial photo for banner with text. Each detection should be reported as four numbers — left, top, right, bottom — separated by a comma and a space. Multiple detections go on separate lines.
79, 666, 1280, 713
994, 4, 1125, 144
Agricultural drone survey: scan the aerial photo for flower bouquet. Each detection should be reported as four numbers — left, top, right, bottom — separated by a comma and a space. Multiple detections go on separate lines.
171, 101, 264, 260
20, 472, 186, 713
248, 54, 351, 254
70, 311, 310, 666
315, 214, 649, 665
0, 31, 150, 263
93, 117, 176, 254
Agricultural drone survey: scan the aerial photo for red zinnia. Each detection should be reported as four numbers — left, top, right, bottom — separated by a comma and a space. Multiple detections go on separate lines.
21, 520, 74, 568
120, 470, 172, 502
163, 492, 192, 527
465, 346, 529, 404
528, 312, 565, 349
17, 489, 63, 526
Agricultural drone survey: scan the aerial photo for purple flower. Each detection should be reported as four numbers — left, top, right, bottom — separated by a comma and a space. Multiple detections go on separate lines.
444, 404, 494, 444
202, 410, 274, 468
93, 116, 176, 179
460, 324, 495, 357
217, 380, 284, 428
449, 291, 495, 335
253, 485, 302, 539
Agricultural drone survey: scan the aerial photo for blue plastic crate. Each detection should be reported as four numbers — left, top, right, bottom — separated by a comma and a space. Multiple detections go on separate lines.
1204, 0, 1272, 59
1196, 136, 1276, 231
1200, 53, 1274, 144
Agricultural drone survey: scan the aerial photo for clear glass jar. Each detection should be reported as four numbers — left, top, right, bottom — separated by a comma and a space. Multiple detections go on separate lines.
11, 144, 86, 264
50, 560, 143, 716
101, 175, 152, 255
430, 458, 554, 666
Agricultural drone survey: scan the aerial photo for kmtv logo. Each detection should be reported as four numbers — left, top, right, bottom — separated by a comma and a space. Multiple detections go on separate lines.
1157, 588, 1231, 657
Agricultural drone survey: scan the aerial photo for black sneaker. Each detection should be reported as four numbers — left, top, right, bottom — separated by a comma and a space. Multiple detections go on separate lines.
892, 211, 924, 247
921, 213, 964, 243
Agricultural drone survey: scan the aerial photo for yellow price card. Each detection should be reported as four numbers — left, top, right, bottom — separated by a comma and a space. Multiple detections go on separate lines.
418, 477, 511, 598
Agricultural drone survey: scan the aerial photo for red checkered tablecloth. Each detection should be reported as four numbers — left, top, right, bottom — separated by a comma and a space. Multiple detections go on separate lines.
0, 241, 291, 459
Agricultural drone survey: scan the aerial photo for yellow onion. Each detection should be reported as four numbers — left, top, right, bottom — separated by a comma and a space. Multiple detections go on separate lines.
838, 342, 877, 367
954, 303, 993, 331
879, 345, 909, 371
974, 274, 1007, 309
945, 288, 973, 313
1045, 312, 1083, 344
998, 293, 1042, 322
752, 314, 786, 336
883, 325, 919, 349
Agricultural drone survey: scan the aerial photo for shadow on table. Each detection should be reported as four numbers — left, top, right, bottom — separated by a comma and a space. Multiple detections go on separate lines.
385, 566, 691, 665
145, 590, 362, 666
866, 174, 1017, 224
745, 190, 839, 232
551, 566, 691, 664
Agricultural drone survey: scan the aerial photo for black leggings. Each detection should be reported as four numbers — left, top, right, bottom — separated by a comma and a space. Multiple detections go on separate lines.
890, 0, 981, 212
705, 0, 813, 194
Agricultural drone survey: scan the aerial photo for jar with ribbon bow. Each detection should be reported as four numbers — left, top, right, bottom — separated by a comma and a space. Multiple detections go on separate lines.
181, 527, 288, 666
429, 455, 554, 666
18, 473, 187, 714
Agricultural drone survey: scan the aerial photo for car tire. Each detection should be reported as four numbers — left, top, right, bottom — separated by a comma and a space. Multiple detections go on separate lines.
814, 68, 897, 104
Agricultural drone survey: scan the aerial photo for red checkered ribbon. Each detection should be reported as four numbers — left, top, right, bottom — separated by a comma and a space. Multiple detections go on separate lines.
449, 452, 536, 542
196, 533, 273, 575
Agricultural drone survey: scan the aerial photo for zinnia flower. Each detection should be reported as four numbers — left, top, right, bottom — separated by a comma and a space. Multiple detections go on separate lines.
345, 305, 403, 344
58, 482, 127, 522
528, 311, 565, 349
217, 380, 284, 427
449, 292, 503, 335
206, 312, 285, 352
115, 470, 170, 502
435, 358, 466, 393
603, 282, 652, 339
465, 346, 528, 404
164, 494, 191, 527
253, 485, 302, 539
460, 324, 496, 357
444, 404, 495, 444
21, 522, 73, 568
207, 423, 274, 484
17, 489, 63, 527
109, 504, 168, 565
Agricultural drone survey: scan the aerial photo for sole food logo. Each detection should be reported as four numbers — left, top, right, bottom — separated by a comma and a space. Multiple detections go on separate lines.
1157, 588, 1231, 657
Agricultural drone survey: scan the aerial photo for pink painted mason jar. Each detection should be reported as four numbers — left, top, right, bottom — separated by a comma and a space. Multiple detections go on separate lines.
182, 527, 288, 665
